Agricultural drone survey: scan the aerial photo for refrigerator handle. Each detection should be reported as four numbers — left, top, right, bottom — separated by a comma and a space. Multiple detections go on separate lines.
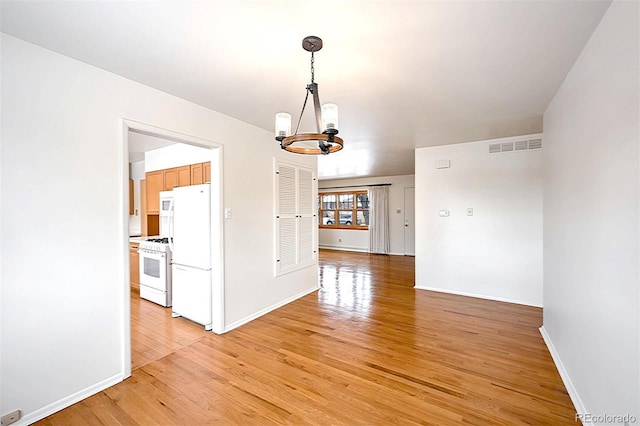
168, 197, 175, 252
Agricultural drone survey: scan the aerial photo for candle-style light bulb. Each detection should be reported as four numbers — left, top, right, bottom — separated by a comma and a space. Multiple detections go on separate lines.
275, 112, 291, 138
321, 103, 338, 132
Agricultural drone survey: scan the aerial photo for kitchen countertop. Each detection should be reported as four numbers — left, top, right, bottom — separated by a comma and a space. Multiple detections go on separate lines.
129, 235, 160, 244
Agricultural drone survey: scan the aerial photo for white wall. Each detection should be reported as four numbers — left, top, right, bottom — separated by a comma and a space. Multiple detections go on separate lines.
144, 143, 211, 172
542, 1, 639, 420
415, 135, 543, 306
0, 34, 317, 424
318, 174, 415, 255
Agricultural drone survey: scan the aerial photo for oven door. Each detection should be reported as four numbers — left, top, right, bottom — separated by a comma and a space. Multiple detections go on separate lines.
138, 249, 168, 292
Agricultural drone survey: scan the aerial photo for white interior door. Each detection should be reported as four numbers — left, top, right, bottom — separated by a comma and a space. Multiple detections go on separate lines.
404, 187, 415, 256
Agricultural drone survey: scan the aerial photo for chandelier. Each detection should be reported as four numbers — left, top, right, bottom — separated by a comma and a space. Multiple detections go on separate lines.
275, 36, 343, 155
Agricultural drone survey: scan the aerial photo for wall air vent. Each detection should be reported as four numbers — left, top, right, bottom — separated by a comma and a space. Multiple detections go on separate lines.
528, 139, 542, 149
514, 140, 528, 151
501, 142, 514, 152
489, 138, 543, 154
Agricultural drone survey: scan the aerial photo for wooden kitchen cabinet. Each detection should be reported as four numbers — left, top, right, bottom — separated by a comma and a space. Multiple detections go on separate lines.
176, 165, 191, 187
163, 167, 178, 190
163, 166, 190, 190
129, 242, 140, 289
129, 179, 134, 215
145, 171, 163, 214
204, 161, 211, 183
191, 163, 204, 185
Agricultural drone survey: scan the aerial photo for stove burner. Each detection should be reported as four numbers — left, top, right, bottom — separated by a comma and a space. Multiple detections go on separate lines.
147, 237, 170, 244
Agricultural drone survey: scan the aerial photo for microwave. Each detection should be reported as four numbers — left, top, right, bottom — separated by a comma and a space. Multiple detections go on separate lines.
159, 191, 173, 237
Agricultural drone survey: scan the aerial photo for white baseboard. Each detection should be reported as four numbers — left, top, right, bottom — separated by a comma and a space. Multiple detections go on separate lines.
319, 246, 410, 256
539, 326, 587, 424
319, 245, 369, 253
224, 285, 319, 333
414, 285, 542, 308
17, 373, 123, 426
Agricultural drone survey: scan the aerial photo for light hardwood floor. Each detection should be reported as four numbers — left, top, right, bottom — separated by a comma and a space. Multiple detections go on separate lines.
37, 250, 575, 425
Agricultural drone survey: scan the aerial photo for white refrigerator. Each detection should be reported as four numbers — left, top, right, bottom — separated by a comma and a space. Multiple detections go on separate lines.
169, 183, 213, 330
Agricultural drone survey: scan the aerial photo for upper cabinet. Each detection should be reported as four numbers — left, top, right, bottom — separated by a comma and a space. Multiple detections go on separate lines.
204, 162, 211, 183
145, 162, 212, 215
163, 165, 191, 191
145, 171, 163, 214
191, 163, 204, 185
129, 179, 134, 215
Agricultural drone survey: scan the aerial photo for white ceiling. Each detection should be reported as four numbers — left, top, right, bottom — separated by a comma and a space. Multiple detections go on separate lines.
1, 0, 611, 179
128, 131, 177, 163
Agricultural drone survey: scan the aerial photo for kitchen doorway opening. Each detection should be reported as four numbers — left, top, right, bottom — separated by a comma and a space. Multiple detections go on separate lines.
121, 119, 224, 379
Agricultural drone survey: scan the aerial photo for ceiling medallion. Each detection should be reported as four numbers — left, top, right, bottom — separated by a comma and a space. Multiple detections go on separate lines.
275, 36, 343, 155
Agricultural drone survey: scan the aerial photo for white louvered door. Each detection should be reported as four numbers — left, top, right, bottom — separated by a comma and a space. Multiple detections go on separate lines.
297, 168, 315, 265
275, 161, 317, 276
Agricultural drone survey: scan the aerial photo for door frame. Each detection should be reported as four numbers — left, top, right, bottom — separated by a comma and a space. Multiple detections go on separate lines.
121, 119, 225, 379
403, 187, 415, 256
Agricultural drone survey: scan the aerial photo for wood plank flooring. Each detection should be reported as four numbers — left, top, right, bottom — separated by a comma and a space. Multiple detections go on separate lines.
37, 250, 575, 425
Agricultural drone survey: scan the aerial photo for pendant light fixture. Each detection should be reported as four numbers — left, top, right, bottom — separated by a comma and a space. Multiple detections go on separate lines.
275, 36, 343, 155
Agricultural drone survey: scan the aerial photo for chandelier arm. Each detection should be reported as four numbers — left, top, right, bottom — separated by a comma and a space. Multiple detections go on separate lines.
293, 86, 311, 136
310, 83, 323, 134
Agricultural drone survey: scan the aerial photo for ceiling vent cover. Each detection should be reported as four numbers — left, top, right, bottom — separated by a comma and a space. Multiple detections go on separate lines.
489, 138, 543, 154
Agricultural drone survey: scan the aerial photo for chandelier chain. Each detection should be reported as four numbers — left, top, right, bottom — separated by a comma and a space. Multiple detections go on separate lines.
310, 50, 315, 84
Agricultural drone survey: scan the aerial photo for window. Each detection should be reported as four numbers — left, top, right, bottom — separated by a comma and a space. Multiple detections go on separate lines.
274, 160, 317, 276
318, 190, 369, 229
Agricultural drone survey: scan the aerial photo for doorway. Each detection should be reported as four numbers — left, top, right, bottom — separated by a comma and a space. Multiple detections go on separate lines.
122, 119, 224, 379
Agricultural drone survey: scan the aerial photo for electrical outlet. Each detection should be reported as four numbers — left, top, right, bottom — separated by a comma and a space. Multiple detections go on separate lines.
1, 410, 22, 426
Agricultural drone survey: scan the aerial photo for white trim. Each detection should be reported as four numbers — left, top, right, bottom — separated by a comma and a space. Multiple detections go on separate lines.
16, 373, 123, 426
224, 285, 319, 333
120, 121, 132, 380
414, 285, 542, 308
539, 326, 586, 424
318, 246, 408, 257
319, 245, 369, 253
210, 146, 225, 335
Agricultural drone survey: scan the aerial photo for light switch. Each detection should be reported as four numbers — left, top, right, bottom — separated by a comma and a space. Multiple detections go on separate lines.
396, 209, 402, 214
439, 210, 450, 217
467, 208, 473, 216
224, 208, 232, 219
435, 160, 451, 169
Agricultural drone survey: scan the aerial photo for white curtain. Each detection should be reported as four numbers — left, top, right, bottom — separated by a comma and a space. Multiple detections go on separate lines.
369, 186, 390, 254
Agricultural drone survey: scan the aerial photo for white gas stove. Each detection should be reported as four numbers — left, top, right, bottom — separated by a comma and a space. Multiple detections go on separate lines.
139, 237, 171, 253
138, 237, 172, 307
